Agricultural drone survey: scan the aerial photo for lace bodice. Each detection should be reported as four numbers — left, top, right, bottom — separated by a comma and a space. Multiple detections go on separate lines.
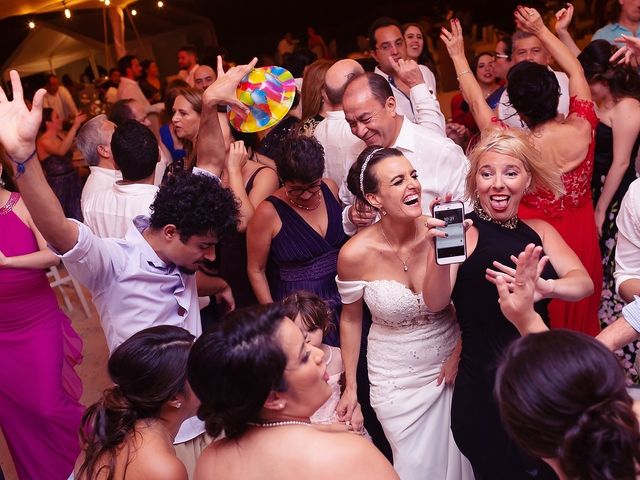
337, 278, 454, 328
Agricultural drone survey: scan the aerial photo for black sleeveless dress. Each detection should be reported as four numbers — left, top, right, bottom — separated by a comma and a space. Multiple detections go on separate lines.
219, 166, 269, 309
450, 211, 558, 480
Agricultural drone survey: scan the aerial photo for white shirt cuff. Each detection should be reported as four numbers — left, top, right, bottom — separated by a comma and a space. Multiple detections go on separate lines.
622, 296, 640, 333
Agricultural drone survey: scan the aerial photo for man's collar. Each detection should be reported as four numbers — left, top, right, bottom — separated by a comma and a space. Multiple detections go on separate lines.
391, 116, 417, 153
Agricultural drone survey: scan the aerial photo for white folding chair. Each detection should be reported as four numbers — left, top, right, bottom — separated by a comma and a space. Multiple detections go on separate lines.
47, 265, 93, 318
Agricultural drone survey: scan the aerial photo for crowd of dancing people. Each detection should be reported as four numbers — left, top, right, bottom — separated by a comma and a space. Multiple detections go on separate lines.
3, 3, 640, 479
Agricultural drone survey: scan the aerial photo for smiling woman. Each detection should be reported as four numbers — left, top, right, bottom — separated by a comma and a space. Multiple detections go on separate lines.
336, 146, 474, 480
187, 303, 398, 480
423, 127, 594, 479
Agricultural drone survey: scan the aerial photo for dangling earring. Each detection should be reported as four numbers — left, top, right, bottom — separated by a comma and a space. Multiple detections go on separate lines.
0, 177, 5, 188
175, 402, 182, 409
380, 208, 387, 216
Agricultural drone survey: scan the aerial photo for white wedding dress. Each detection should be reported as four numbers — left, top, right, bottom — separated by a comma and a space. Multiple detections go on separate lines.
337, 279, 473, 480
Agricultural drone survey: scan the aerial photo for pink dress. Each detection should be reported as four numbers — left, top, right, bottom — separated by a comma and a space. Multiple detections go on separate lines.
0, 192, 84, 479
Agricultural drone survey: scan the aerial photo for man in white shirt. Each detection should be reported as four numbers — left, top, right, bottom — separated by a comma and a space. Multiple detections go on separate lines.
0, 64, 254, 473
43, 74, 79, 123
368, 17, 438, 123
314, 59, 366, 191
614, 178, 640, 303
76, 114, 122, 219
342, 72, 468, 234
83, 120, 160, 238
497, 31, 570, 128
117, 55, 164, 116
177, 45, 200, 87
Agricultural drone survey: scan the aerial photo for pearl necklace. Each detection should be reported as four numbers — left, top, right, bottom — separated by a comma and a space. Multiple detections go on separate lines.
248, 420, 312, 428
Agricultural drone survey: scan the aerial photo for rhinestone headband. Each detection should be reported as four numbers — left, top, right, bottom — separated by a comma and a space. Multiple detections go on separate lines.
359, 148, 383, 197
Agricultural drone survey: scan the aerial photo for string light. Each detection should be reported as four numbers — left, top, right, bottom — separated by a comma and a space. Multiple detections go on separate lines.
157, 1, 164, 7
104, 0, 111, 5
28, 20, 36, 29
131, 8, 137, 15
64, 8, 71, 18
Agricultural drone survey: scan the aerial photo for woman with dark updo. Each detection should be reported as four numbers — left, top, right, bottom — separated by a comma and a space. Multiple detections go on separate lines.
442, 5, 602, 336
496, 328, 640, 480
187, 303, 398, 480
74, 326, 198, 480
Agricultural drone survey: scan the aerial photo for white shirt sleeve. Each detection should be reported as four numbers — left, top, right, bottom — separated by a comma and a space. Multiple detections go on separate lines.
622, 296, 640, 333
57, 220, 126, 294
411, 83, 446, 137
614, 180, 640, 293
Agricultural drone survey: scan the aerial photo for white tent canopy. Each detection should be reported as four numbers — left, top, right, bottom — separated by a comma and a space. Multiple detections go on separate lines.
1, 23, 104, 79
0, 0, 133, 20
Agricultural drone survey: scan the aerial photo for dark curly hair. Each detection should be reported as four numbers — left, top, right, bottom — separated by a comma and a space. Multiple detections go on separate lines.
495, 330, 640, 480
77, 326, 194, 480
187, 304, 289, 440
149, 171, 239, 242
273, 134, 325, 184
578, 40, 640, 102
346, 145, 404, 206
507, 61, 560, 128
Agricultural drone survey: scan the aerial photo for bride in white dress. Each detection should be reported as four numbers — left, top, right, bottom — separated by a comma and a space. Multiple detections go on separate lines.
336, 147, 473, 480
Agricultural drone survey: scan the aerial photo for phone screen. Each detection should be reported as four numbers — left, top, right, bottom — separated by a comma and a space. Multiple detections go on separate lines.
434, 206, 465, 259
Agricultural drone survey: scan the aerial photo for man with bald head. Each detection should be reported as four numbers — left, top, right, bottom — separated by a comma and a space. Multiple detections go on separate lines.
313, 59, 366, 190
193, 65, 217, 92
341, 72, 468, 233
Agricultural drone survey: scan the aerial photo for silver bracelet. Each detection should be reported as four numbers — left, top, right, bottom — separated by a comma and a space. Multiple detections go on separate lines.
456, 70, 472, 81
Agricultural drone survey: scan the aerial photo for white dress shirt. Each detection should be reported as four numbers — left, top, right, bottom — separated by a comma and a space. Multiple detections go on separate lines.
615, 178, 640, 293
375, 65, 438, 124
58, 216, 204, 442
342, 117, 469, 235
81, 167, 122, 217
117, 77, 164, 114
314, 111, 366, 195
43, 85, 79, 122
83, 182, 158, 239
497, 69, 570, 129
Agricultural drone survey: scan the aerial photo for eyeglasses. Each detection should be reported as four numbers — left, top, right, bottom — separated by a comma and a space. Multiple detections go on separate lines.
285, 181, 322, 197
376, 38, 404, 52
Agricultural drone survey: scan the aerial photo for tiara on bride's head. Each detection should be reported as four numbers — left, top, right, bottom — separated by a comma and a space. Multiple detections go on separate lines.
359, 147, 383, 197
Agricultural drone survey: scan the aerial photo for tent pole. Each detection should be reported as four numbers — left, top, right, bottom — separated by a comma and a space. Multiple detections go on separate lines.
102, 6, 110, 69
125, 8, 150, 60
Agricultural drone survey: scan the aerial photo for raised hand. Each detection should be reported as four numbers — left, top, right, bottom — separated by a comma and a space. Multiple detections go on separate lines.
610, 35, 640, 65
389, 57, 424, 88
514, 5, 545, 35
227, 140, 248, 172
554, 3, 574, 33
440, 19, 465, 59
495, 243, 549, 334
0, 70, 46, 161
485, 247, 552, 301
203, 55, 258, 119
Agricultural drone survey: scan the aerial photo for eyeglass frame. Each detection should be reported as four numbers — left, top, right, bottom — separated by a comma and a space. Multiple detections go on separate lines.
284, 180, 323, 197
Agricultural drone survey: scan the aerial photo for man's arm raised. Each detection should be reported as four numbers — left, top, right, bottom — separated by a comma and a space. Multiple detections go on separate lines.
0, 71, 79, 254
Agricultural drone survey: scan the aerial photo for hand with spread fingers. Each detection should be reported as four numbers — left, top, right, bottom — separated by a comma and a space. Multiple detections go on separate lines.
203, 55, 258, 119
495, 243, 549, 335
610, 35, 640, 65
0, 70, 46, 161
485, 247, 554, 302
439, 19, 465, 60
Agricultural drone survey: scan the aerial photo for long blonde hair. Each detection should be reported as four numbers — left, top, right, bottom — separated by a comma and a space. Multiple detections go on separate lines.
465, 127, 564, 200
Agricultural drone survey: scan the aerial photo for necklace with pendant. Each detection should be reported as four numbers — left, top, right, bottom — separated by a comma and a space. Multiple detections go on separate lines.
380, 223, 417, 272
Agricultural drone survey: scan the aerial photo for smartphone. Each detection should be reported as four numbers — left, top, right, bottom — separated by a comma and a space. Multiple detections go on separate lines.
432, 201, 467, 265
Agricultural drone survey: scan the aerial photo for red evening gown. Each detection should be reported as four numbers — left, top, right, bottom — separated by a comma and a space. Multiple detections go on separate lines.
518, 97, 602, 336
0, 192, 84, 479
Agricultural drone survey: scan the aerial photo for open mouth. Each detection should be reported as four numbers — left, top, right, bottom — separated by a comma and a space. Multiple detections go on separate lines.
403, 193, 419, 206
490, 195, 509, 210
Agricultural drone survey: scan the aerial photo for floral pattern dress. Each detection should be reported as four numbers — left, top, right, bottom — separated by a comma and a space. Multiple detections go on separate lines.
592, 121, 640, 382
